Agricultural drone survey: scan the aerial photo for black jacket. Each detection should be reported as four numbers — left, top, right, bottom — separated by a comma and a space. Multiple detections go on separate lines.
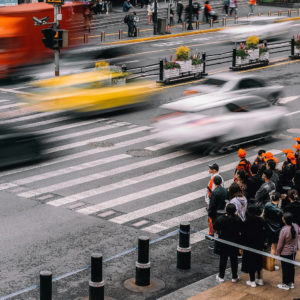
255, 180, 276, 204
208, 186, 227, 219
284, 201, 300, 226
247, 174, 263, 200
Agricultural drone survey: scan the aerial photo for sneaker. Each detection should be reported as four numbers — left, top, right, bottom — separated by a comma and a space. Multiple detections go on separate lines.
216, 275, 225, 283
246, 280, 256, 288
208, 244, 214, 250
256, 279, 264, 286
277, 283, 290, 290
289, 283, 295, 289
275, 265, 280, 271
232, 276, 240, 283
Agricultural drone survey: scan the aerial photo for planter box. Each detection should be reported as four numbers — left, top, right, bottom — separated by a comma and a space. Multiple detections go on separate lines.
236, 57, 249, 65
259, 51, 269, 61
191, 64, 203, 73
177, 60, 192, 73
295, 48, 300, 55
248, 49, 259, 61
163, 68, 180, 79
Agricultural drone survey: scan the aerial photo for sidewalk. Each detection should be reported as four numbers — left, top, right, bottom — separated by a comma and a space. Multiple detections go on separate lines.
159, 260, 300, 300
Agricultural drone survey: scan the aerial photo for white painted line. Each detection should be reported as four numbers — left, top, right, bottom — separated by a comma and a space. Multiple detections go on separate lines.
20, 116, 70, 129
145, 142, 173, 151
0, 182, 18, 191
0, 99, 11, 103
0, 111, 59, 124
0, 88, 32, 95
98, 210, 116, 218
0, 134, 156, 178
287, 110, 300, 116
124, 60, 140, 63
44, 126, 151, 154
76, 150, 281, 216
287, 128, 300, 134
0, 102, 23, 111
37, 151, 187, 202
38, 194, 54, 201
190, 228, 209, 245
143, 208, 208, 233
8, 154, 128, 187
279, 96, 299, 104
132, 220, 149, 227
68, 202, 85, 209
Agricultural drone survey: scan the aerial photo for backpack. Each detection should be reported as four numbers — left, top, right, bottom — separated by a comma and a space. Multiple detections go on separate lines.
124, 15, 130, 24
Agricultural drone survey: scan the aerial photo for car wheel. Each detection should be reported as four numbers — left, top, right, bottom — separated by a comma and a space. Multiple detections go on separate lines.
267, 93, 280, 105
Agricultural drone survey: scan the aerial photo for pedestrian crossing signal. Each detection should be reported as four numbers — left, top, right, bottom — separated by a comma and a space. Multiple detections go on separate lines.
42, 28, 68, 50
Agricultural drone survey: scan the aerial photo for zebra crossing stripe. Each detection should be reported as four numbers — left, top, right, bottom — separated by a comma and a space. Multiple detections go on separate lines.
0, 99, 11, 103
20, 116, 70, 129
0, 102, 23, 111
0, 111, 59, 124
32, 151, 188, 201
143, 208, 208, 234
76, 150, 281, 216
145, 142, 173, 151
6, 154, 129, 187
44, 126, 151, 154
0, 134, 157, 178
190, 228, 209, 245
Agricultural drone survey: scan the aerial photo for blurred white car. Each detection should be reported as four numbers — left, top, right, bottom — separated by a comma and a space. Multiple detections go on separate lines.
152, 93, 289, 152
222, 16, 292, 42
184, 73, 284, 104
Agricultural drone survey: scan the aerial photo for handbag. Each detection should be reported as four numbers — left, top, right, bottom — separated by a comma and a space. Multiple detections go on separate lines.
263, 255, 275, 271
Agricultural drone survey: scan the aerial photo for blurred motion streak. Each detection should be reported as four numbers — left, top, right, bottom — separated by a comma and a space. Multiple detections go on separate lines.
0, 2, 85, 79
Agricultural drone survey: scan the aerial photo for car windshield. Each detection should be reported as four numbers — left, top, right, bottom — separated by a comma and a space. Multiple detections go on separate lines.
200, 78, 227, 87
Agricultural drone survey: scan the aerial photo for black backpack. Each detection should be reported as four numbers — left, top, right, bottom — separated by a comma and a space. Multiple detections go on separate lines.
124, 15, 130, 24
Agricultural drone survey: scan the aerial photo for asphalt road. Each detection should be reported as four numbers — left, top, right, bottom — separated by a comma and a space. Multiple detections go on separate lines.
0, 32, 300, 299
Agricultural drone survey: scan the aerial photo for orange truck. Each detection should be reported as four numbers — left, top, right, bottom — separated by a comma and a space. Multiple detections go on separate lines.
0, 2, 85, 78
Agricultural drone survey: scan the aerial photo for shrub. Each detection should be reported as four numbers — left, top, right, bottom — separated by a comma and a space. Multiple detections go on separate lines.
259, 46, 269, 55
192, 58, 203, 65
246, 36, 259, 49
236, 49, 249, 59
163, 61, 181, 70
175, 46, 190, 61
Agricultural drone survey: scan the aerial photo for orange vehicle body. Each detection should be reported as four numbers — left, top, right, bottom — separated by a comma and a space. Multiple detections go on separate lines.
0, 2, 85, 78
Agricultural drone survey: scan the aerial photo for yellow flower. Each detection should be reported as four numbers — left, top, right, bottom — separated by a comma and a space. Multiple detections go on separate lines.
246, 36, 259, 48
175, 45, 190, 61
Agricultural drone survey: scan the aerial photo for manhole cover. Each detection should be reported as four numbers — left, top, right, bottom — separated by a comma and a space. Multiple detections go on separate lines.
127, 149, 153, 157
88, 141, 114, 148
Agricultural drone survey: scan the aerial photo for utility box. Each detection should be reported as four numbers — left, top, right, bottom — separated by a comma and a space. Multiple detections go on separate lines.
157, 18, 167, 34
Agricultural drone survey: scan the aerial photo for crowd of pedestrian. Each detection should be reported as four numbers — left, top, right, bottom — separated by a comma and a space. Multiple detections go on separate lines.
206, 136, 300, 290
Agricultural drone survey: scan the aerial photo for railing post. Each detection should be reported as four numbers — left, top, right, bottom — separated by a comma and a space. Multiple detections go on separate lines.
89, 253, 104, 300
222, 17, 226, 27
291, 37, 295, 56
119, 29, 123, 39
288, 9, 291, 17
182, 21, 187, 31
135, 236, 150, 286
209, 18, 213, 27
40, 271, 52, 300
159, 59, 164, 81
232, 48, 237, 67
196, 21, 200, 29
84, 33, 88, 44
177, 222, 191, 270
258, 12, 262, 16
136, 28, 140, 37
298, 8, 300, 16
234, 15, 238, 24
268, 11, 271, 16
202, 52, 207, 75
101, 31, 105, 42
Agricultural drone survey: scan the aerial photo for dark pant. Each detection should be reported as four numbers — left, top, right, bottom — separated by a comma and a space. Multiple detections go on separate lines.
177, 13, 182, 23
224, 4, 229, 14
281, 254, 296, 284
219, 254, 238, 279
249, 270, 261, 282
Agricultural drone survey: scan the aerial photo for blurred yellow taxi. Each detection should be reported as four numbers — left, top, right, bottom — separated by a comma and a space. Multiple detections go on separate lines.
23, 63, 159, 114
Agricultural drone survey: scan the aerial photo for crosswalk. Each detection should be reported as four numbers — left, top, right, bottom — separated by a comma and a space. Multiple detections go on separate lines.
0, 96, 297, 249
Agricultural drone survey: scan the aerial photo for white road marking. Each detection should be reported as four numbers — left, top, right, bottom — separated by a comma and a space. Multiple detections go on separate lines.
0, 111, 59, 124
0, 134, 156, 178
44, 126, 152, 154
145, 142, 174, 151
287, 128, 300, 134
190, 228, 209, 244
287, 110, 300, 116
124, 60, 140, 63
0, 99, 11, 103
20, 116, 70, 129
143, 208, 208, 233
279, 96, 299, 104
0, 102, 23, 111
0, 88, 31, 95
37, 151, 188, 202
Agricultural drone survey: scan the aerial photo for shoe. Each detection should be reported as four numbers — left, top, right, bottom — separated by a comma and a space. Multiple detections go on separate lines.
277, 283, 290, 290
216, 275, 225, 282
237, 255, 242, 259
289, 283, 295, 289
208, 244, 214, 250
256, 279, 264, 286
246, 281, 256, 288
232, 276, 239, 283
275, 265, 280, 271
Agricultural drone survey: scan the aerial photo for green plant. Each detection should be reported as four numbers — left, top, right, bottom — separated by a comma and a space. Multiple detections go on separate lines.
175, 46, 190, 61
163, 61, 181, 70
295, 40, 300, 50
192, 58, 203, 65
259, 46, 269, 55
236, 49, 249, 59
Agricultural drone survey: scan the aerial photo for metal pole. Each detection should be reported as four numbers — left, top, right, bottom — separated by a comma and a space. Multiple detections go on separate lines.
268, 11, 271, 16
167, 3, 171, 25
182, 21, 187, 31
153, 0, 158, 35
291, 37, 295, 56
209, 18, 213, 27
84, 33, 89, 43
135, 236, 150, 286
222, 17, 226, 26
54, 5, 60, 77
159, 59, 164, 81
101, 31, 105, 42
202, 52, 206, 75
177, 222, 191, 270
232, 48, 237, 67
40, 271, 52, 300
187, 0, 193, 30
119, 29, 123, 39
196, 21, 200, 29
288, 9, 291, 17
234, 15, 238, 24
89, 253, 104, 300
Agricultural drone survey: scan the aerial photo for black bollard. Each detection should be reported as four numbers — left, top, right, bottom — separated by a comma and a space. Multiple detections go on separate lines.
89, 253, 104, 300
291, 37, 295, 56
177, 222, 191, 270
159, 59, 164, 81
135, 236, 150, 286
232, 48, 237, 67
202, 52, 207, 75
40, 271, 52, 300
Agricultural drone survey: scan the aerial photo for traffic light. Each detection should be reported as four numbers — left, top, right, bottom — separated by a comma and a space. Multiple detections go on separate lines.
42, 28, 68, 50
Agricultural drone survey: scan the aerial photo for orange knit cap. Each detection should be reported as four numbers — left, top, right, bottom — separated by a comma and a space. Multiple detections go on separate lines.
294, 137, 300, 143
293, 144, 300, 150
238, 148, 246, 158
263, 152, 279, 163
282, 148, 294, 154
287, 152, 296, 165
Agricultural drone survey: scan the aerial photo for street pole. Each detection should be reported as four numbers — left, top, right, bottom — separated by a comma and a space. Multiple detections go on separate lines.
153, 0, 158, 35
187, 0, 193, 30
54, 5, 60, 76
